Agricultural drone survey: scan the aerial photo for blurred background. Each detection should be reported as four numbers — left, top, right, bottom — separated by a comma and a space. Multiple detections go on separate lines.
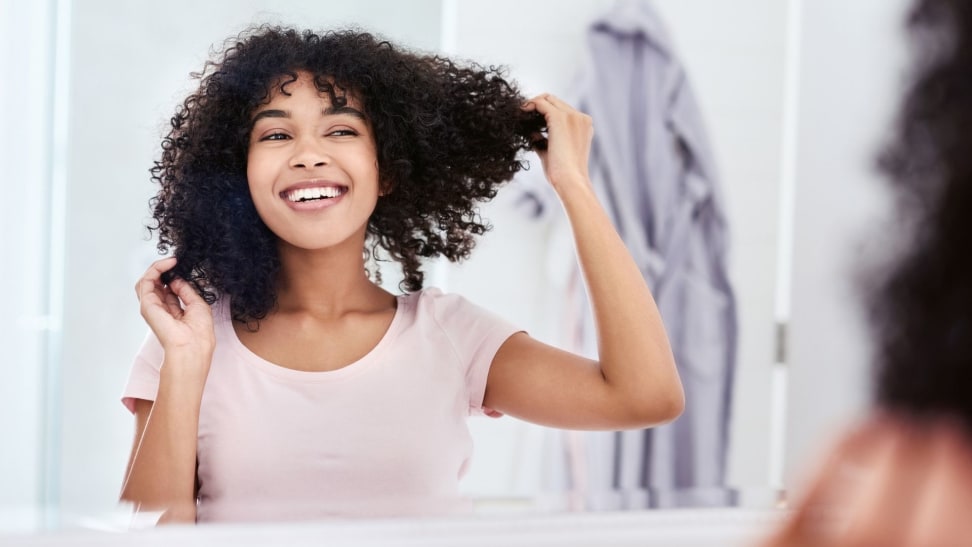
1, 0, 909, 534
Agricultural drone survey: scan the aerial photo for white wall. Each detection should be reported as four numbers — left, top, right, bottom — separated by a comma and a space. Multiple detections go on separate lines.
784, 0, 909, 481
0, 0, 57, 533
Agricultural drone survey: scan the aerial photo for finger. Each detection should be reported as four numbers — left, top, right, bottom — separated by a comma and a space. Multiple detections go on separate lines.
529, 96, 590, 133
526, 94, 560, 116
146, 256, 178, 278
140, 287, 179, 326
522, 93, 548, 110
136, 275, 163, 304
531, 93, 578, 114
162, 284, 183, 317
135, 257, 178, 299
168, 277, 204, 307
542, 93, 573, 110
169, 278, 214, 328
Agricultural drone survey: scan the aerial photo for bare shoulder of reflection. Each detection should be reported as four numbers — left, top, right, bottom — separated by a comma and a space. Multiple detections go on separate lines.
760, 416, 972, 546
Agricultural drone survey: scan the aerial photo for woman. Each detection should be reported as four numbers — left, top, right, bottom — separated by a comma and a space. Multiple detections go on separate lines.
119, 26, 684, 523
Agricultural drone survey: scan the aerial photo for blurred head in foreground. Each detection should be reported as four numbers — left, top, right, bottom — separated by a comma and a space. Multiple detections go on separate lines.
764, 1, 972, 544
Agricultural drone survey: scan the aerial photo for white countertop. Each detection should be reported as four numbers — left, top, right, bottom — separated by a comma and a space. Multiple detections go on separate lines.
2, 508, 784, 547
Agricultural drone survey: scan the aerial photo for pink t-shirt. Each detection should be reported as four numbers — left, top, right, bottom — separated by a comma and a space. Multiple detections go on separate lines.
121, 288, 520, 522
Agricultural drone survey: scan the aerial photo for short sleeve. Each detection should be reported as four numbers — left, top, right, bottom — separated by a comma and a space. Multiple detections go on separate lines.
426, 289, 523, 416
121, 329, 164, 413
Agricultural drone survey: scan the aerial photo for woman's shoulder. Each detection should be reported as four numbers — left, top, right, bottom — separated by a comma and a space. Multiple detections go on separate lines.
405, 287, 513, 331
405, 286, 474, 315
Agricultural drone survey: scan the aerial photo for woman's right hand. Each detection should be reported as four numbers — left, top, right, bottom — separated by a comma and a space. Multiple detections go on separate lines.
136, 257, 216, 367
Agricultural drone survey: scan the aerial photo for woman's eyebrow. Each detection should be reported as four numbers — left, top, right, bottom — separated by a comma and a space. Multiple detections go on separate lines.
251, 109, 288, 125
250, 106, 367, 126
322, 105, 367, 120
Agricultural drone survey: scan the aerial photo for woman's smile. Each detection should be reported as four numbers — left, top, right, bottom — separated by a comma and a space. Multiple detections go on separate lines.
280, 181, 350, 211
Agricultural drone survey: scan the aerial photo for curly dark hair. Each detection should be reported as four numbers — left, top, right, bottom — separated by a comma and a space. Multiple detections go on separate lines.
869, 0, 972, 433
150, 25, 545, 323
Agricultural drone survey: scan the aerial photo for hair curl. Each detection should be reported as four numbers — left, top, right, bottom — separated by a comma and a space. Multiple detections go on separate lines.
869, 0, 972, 433
150, 25, 545, 323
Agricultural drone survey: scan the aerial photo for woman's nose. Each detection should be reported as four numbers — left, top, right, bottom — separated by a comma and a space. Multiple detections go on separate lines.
290, 139, 330, 168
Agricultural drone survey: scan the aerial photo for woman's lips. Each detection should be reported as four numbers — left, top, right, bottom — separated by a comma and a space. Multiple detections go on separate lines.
280, 182, 349, 211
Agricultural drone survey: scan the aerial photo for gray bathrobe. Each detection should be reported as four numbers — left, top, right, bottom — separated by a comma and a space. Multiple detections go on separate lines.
521, 0, 738, 508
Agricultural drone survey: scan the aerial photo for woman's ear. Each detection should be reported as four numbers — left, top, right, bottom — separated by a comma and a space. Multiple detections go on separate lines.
376, 161, 392, 197
378, 178, 394, 197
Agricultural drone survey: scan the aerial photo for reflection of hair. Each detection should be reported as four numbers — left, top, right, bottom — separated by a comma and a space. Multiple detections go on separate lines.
870, 0, 972, 432
150, 26, 545, 323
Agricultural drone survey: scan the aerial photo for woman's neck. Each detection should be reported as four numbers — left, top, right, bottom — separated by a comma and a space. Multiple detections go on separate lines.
273, 238, 391, 318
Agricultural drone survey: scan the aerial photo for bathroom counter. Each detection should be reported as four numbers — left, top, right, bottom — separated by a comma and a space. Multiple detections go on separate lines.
3, 508, 783, 547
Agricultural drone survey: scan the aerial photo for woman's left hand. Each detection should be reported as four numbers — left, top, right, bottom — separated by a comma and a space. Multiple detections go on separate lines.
523, 94, 593, 190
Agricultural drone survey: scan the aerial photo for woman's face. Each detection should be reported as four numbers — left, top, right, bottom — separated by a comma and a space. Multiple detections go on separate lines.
246, 72, 380, 253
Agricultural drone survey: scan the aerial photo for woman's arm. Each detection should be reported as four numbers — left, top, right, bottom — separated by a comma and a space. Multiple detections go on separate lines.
483, 94, 683, 430
120, 257, 215, 523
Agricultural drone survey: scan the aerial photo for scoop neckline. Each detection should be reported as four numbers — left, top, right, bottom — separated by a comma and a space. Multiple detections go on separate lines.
219, 293, 409, 383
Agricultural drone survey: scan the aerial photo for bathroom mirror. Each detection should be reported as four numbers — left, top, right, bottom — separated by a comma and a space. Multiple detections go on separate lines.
1, 0, 909, 533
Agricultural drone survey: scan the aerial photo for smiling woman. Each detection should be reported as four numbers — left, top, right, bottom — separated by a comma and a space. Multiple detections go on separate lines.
118, 23, 684, 523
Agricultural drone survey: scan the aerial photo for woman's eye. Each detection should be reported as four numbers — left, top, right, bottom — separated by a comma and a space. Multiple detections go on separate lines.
328, 129, 358, 137
260, 132, 290, 142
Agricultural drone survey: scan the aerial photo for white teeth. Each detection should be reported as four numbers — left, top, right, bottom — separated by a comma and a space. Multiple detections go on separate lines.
286, 186, 344, 202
